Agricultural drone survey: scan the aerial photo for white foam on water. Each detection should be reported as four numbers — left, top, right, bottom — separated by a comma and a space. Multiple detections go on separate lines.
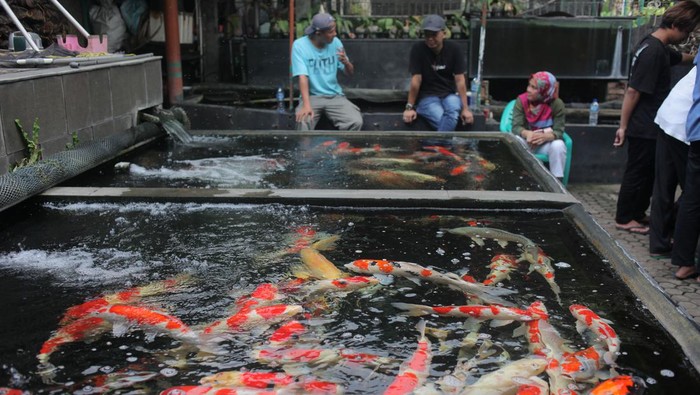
44, 202, 266, 216
128, 156, 286, 187
554, 262, 571, 268
0, 248, 148, 285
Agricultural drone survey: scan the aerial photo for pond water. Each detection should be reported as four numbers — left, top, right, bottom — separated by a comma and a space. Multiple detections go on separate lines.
0, 202, 696, 393
61, 135, 545, 192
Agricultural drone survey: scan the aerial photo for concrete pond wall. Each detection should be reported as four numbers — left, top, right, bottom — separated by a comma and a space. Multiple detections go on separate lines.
0, 56, 163, 175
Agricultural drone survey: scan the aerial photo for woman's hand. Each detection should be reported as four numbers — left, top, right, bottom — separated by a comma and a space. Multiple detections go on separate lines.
525, 128, 555, 147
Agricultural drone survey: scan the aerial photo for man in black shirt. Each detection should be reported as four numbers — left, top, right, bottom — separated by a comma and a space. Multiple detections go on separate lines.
613, 1, 700, 235
402, 15, 473, 131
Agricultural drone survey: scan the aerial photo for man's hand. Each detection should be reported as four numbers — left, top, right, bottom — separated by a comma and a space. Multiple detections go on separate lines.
613, 127, 625, 147
337, 48, 349, 66
296, 103, 314, 123
403, 109, 417, 123
460, 108, 474, 125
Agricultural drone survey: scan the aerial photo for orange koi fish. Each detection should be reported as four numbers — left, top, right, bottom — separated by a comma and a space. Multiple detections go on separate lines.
160, 386, 280, 395
92, 304, 201, 345
37, 316, 111, 364
233, 283, 284, 314
559, 345, 606, 382
339, 349, 392, 365
422, 146, 464, 162
0, 389, 29, 395
252, 347, 341, 366
450, 163, 471, 176
569, 305, 620, 364
293, 248, 346, 280
60, 273, 192, 325
589, 375, 645, 395
483, 254, 520, 286
200, 371, 294, 388
202, 304, 303, 335
392, 302, 547, 326
383, 320, 432, 395
287, 226, 317, 254
268, 320, 306, 346
515, 376, 550, 395
345, 259, 513, 305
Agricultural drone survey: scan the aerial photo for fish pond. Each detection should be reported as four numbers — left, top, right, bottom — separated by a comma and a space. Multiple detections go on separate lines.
60, 133, 548, 192
0, 202, 697, 393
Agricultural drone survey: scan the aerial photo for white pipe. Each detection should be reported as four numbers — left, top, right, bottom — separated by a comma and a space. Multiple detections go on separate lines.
48, 0, 91, 38
0, 0, 41, 51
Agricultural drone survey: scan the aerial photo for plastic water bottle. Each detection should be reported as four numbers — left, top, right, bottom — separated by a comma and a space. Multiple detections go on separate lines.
275, 86, 285, 113
470, 78, 479, 110
589, 98, 599, 126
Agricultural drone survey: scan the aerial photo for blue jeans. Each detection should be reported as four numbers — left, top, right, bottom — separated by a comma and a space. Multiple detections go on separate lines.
416, 94, 462, 131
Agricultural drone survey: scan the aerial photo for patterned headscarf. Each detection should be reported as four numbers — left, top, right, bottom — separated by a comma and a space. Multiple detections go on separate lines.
518, 71, 559, 129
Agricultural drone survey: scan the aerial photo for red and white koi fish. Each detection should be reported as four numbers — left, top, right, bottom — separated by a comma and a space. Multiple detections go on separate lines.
91, 304, 201, 345
559, 345, 607, 382
513, 301, 551, 356
233, 283, 284, 314
383, 320, 432, 395
483, 254, 520, 286
268, 320, 306, 346
293, 248, 346, 280
589, 375, 645, 395
0, 389, 29, 395
422, 146, 464, 162
199, 371, 295, 388
392, 302, 547, 326
450, 163, 471, 176
161, 386, 281, 395
299, 276, 379, 296
60, 273, 192, 325
339, 349, 392, 365
252, 347, 341, 366
461, 357, 548, 395
569, 305, 620, 364
344, 259, 514, 305
37, 316, 112, 364
522, 247, 561, 303
514, 376, 550, 395
202, 304, 303, 335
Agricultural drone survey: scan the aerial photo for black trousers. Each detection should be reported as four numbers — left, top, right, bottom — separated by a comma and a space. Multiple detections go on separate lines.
616, 136, 657, 224
649, 132, 689, 253
672, 141, 700, 268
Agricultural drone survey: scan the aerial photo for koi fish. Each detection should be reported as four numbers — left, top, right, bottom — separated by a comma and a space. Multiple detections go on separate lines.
589, 375, 645, 395
252, 347, 341, 366
523, 247, 561, 303
344, 259, 514, 305
60, 273, 192, 325
77, 370, 159, 393
233, 283, 284, 314
392, 302, 547, 326
0, 389, 29, 395
450, 163, 471, 176
559, 345, 606, 382
299, 276, 379, 296
513, 301, 550, 356
339, 349, 392, 365
268, 320, 306, 346
483, 254, 519, 286
438, 339, 508, 393
514, 376, 549, 395
422, 146, 464, 162
348, 169, 445, 187
293, 248, 346, 280
460, 357, 548, 395
384, 320, 432, 395
473, 155, 496, 172
447, 226, 539, 265
199, 371, 294, 388
37, 316, 112, 364
202, 304, 303, 335
160, 385, 281, 395
352, 157, 418, 168
569, 305, 620, 364
310, 234, 341, 251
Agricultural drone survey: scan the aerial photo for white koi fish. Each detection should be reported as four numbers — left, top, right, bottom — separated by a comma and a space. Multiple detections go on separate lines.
447, 227, 539, 265
460, 357, 548, 395
345, 259, 514, 305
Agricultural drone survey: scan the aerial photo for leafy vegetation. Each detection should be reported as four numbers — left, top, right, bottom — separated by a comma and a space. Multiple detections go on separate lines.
12, 118, 42, 171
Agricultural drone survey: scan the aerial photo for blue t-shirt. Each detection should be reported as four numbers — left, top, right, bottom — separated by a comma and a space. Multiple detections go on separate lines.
291, 36, 346, 96
687, 52, 700, 142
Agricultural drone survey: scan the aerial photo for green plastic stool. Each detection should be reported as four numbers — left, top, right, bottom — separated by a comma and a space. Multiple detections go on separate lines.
499, 99, 572, 186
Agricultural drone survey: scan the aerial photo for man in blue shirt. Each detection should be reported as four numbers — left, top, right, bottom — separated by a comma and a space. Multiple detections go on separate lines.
291, 13, 363, 131
673, 53, 700, 281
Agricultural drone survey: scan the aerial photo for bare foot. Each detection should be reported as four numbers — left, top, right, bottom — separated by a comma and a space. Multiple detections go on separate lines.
675, 266, 698, 280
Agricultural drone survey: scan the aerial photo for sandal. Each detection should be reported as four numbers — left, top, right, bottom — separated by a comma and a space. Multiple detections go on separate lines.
675, 267, 699, 280
617, 226, 649, 235
649, 252, 671, 260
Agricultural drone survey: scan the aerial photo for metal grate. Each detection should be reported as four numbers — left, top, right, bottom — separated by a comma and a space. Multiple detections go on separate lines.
343, 0, 466, 16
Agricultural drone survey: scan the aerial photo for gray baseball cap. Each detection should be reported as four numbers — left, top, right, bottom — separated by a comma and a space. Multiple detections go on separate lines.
305, 13, 335, 35
422, 14, 446, 31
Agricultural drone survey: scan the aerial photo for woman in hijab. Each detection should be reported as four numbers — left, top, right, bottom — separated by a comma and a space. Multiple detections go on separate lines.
511, 71, 567, 180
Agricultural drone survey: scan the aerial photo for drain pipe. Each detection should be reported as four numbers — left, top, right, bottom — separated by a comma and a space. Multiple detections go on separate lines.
164, 0, 184, 104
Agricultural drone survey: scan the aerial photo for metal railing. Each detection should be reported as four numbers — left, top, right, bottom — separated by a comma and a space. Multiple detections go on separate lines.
338, 0, 466, 17
520, 0, 602, 17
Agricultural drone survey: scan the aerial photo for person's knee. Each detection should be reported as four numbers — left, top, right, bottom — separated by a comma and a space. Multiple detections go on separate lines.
551, 139, 567, 155
348, 114, 363, 130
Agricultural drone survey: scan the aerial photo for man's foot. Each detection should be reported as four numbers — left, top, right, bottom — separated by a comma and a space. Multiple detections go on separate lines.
675, 266, 698, 280
615, 221, 649, 235
650, 251, 672, 260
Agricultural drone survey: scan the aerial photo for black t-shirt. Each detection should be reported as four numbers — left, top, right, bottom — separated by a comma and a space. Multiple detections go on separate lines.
627, 35, 682, 139
409, 40, 467, 99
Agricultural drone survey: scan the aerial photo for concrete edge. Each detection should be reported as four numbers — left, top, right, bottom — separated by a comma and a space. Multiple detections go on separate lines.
563, 203, 700, 374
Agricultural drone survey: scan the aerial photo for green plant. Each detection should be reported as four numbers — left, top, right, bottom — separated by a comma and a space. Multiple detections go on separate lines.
271, 19, 290, 37
12, 118, 42, 171
406, 16, 422, 39
334, 13, 355, 38
66, 131, 79, 150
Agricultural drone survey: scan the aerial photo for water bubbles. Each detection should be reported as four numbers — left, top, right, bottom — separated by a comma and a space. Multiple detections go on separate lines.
354, 250, 362, 254
646, 377, 657, 385
653, 351, 661, 355
477, 333, 491, 339
81, 366, 100, 375
436, 230, 444, 236
660, 369, 675, 377
353, 334, 365, 342
340, 332, 353, 339
554, 262, 571, 268
436, 248, 445, 256
451, 258, 460, 264
462, 252, 471, 256
126, 356, 138, 362
160, 368, 178, 377
348, 222, 354, 227
405, 293, 416, 298
99, 365, 114, 373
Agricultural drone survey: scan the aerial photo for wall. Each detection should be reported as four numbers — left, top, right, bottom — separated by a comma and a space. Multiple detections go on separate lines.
0, 57, 163, 175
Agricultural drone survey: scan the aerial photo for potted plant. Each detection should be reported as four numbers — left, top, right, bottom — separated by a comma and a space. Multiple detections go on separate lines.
377, 17, 401, 38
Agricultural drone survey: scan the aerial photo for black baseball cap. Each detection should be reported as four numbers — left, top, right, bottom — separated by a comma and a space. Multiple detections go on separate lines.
422, 15, 446, 31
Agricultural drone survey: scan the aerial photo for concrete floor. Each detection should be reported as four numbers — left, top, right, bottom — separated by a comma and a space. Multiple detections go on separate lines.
569, 184, 700, 327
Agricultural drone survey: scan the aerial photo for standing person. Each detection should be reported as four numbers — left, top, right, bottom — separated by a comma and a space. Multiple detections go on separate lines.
402, 15, 474, 131
650, 67, 696, 258
673, 55, 700, 281
510, 71, 567, 180
292, 13, 363, 131
612, 1, 700, 235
